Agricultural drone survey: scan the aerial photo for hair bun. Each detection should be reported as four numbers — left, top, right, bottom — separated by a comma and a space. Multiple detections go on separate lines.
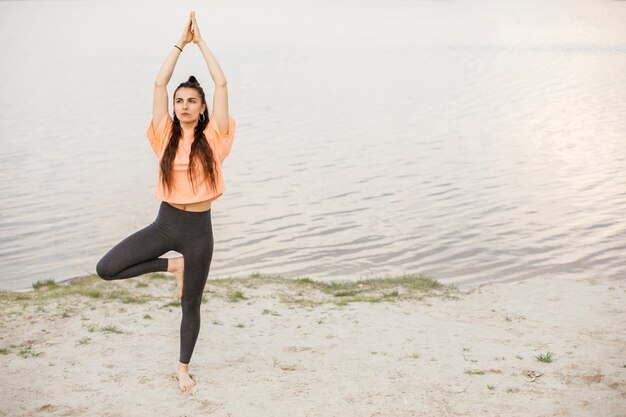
187, 75, 199, 84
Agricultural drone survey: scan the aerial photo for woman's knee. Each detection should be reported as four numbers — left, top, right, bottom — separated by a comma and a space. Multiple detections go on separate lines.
96, 257, 115, 280
181, 296, 202, 315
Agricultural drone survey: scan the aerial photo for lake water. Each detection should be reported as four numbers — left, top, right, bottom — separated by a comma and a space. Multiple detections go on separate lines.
1, 0, 625, 291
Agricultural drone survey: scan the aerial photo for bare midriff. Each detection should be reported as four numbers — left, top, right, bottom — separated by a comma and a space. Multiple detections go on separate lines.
167, 199, 212, 212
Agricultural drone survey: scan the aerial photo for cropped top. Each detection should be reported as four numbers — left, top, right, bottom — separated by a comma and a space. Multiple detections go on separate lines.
146, 112, 236, 204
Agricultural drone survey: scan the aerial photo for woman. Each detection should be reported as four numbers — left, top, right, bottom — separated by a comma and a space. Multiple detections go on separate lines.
95, 11, 235, 393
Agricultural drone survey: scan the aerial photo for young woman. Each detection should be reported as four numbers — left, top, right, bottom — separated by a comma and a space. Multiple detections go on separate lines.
95, 11, 235, 392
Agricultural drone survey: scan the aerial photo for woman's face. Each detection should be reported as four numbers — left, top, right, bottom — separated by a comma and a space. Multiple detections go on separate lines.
174, 88, 206, 123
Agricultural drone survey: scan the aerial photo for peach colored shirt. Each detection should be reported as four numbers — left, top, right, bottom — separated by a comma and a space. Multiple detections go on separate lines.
146, 112, 236, 204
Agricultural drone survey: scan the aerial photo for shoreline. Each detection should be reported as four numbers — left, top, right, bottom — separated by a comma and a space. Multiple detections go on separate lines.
1, 273, 624, 416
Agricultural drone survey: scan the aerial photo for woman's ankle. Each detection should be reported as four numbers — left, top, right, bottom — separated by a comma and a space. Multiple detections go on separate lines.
167, 257, 183, 273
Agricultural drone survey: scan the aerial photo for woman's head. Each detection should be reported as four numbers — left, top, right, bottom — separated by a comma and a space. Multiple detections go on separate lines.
173, 76, 208, 126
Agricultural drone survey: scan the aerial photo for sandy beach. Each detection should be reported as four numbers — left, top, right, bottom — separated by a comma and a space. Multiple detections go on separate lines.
1, 273, 624, 417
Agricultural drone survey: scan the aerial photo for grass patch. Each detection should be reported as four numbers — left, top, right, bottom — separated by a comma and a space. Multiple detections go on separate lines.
465, 369, 485, 375
334, 290, 358, 297
86, 324, 125, 334
18, 346, 43, 359
101, 325, 124, 334
145, 272, 170, 280
143, 314, 152, 320
226, 289, 246, 302
535, 351, 554, 363
119, 295, 149, 304
0, 347, 9, 355
77, 337, 91, 346
262, 309, 280, 316
1, 273, 455, 313
487, 384, 496, 390
32, 279, 58, 290
0, 274, 158, 305
162, 300, 181, 308
464, 368, 503, 375
279, 273, 457, 307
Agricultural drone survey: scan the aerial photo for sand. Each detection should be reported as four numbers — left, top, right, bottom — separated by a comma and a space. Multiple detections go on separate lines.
0, 273, 624, 417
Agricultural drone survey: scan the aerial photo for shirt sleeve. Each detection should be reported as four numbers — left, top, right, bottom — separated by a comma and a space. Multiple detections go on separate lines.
208, 112, 236, 164
146, 113, 172, 156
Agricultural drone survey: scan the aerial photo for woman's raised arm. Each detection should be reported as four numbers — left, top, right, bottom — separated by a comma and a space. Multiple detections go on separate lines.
152, 13, 194, 126
190, 11, 230, 135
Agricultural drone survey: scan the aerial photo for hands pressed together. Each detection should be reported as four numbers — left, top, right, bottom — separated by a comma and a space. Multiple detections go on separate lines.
179, 11, 203, 46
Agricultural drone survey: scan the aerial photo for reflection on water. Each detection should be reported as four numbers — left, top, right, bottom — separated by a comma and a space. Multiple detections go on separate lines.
1, 0, 625, 290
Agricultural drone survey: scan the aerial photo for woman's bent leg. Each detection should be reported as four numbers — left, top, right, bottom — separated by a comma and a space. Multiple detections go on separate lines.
96, 221, 170, 280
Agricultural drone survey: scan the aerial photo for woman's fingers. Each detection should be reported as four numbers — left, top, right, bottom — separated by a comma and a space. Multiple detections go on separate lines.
180, 13, 193, 43
190, 10, 202, 42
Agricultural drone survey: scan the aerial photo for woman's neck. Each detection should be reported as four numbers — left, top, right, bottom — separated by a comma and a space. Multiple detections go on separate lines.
180, 121, 197, 135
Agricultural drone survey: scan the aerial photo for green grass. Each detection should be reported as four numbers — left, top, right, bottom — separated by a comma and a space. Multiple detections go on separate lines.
32, 279, 58, 290
143, 314, 152, 320
464, 369, 502, 375
262, 309, 280, 316
278, 273, 457, 306
86, 324, 125, 334
465, 369, 485, 375
162, 300, 181, 308
0, 347, 9, 355
535, 351, 554, 363
100, 325, 124, 334
487, 384, 496, 390
76, 337, 91, 346
120, 295, 149, 304
145, 272, 170, 280
0, 275, 157, 305
334, 290, 358, 297
226, 289, 246, 302
1, 272, 455, 313
18, 346, 43, 358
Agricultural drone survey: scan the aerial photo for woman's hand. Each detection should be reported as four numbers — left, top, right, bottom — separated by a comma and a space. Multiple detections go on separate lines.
191, 11, 204, 44
179, 12, 193, 46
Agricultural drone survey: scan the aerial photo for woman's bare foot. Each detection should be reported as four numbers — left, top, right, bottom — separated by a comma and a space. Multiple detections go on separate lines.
177, 363, 195, 392
167, 257, 185, 300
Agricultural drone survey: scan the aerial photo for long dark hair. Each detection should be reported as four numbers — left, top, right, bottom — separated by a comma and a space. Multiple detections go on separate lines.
159, 76, 218, 196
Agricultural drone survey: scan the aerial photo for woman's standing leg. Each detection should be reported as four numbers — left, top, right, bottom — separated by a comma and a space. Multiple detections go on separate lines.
176, 210, 214, 391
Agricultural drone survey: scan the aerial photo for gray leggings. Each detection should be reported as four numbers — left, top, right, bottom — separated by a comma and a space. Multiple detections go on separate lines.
95, 201, 214, 364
